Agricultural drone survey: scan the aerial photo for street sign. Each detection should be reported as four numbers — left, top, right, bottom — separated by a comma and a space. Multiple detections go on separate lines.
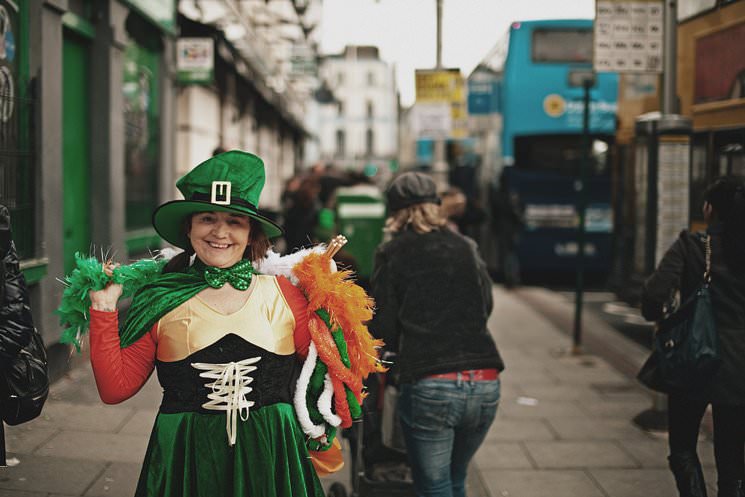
415, 69, 461, 102
415, 69, 467, 138
176, 38, 214, 84
594, 0, 664, 73
412, 102, 452, 139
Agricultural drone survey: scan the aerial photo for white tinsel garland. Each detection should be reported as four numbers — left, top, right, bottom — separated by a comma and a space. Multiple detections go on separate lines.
293, 342, 327, 439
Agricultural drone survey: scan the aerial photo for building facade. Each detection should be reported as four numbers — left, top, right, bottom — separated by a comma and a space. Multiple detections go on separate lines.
313, 45, 398, 173
1, 0, 316, 378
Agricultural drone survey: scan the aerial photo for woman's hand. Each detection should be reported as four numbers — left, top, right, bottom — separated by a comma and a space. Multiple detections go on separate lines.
89, 261, 122, 312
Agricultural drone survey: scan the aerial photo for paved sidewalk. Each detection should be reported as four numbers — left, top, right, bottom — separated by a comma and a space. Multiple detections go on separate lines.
0, 285, 716, 497
471, 286, 716, 497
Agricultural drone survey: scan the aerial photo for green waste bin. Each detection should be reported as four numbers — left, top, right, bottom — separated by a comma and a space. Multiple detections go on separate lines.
334, 186, 386, 280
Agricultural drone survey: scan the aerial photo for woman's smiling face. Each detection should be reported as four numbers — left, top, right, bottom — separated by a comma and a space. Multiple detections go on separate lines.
188, 211, 251, 268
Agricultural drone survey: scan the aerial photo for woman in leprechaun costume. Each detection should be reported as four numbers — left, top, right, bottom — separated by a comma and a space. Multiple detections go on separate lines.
61, 151, 382, 497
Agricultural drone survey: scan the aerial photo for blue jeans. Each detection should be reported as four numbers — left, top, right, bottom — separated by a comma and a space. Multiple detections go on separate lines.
398, 376, 500, 497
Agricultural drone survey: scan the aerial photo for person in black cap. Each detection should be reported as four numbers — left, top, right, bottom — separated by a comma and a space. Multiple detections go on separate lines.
369, 171, 505, 497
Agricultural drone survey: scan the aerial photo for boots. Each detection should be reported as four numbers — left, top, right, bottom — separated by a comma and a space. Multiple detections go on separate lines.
718, 480, 745, 497
669, 452, 708, 497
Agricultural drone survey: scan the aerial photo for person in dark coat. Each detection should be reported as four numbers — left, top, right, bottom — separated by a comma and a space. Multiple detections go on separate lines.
490, 171, 523, 288
642, 176, 745, 497
0, 205, 43, 466
282, 175, 321, 252
369, 172, 504, 497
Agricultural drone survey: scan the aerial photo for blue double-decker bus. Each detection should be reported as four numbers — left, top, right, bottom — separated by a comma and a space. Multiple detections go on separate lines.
492, 19, 619, 276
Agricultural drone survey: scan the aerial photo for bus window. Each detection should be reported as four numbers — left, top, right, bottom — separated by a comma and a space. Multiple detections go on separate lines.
592, 140, 609, 175
532, 29, 593, 63
514, 135, 611, 176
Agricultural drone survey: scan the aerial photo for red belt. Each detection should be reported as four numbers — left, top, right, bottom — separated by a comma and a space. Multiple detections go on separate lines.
426, 369, 499, 381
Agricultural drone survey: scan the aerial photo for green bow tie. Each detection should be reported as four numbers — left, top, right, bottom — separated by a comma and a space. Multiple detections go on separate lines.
202, 260, 254, 291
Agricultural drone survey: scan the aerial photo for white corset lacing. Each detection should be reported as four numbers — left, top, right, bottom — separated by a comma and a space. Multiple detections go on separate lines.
191, 356, 261, 446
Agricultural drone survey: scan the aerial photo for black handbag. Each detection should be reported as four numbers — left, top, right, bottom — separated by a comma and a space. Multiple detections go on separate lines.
637, 234, 721, 393
1, 330, 49, 426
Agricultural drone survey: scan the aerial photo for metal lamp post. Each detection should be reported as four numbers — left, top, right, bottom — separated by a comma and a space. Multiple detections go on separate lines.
568, 69, 597, 355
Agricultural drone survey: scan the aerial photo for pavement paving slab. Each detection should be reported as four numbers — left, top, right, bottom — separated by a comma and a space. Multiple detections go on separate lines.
523, 440, 638, 469
480, 469, 606, 497
485, 417, 557, 442
34, 431, 150, 464
0, 454, 105, 495
83, 462, 141, 497
590, 469, 677, 497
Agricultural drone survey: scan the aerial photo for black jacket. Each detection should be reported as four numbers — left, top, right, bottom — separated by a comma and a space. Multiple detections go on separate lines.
369, 227, 504, 383
642, 228, 745, 405
1, 205, 37, 465
0, 205, 34, 365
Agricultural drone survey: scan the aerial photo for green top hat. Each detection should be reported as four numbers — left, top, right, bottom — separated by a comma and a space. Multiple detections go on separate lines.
152, 150, 283, 249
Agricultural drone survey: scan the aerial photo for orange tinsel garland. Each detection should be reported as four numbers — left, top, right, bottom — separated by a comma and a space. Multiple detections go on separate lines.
293, 252, 385, 406
308, 316, 362, 400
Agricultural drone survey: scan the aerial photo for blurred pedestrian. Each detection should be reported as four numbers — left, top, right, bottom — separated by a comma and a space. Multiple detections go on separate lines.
440, 187, 467, 233
642, 176, 745, 497
282, 175, 321, 252
82, 151, 378, 496
490, 171, 523, 288
369, 172, 505, 497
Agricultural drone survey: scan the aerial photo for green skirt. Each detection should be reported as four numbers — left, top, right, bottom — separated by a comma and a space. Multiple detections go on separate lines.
134, 403, 325, 497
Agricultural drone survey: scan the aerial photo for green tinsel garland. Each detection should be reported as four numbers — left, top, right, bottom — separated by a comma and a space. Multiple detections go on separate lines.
56, 252, 168, 351
314, 309, 363, 419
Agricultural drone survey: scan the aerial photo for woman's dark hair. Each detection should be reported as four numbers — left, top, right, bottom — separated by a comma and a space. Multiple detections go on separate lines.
704, 176, 745, 272
163, 215, 271, 273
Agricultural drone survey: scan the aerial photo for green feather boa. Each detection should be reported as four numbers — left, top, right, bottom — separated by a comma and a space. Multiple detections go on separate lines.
56, 253, 168, 351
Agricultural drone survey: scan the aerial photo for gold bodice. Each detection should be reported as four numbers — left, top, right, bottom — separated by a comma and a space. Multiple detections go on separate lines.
155, 275, 297, 362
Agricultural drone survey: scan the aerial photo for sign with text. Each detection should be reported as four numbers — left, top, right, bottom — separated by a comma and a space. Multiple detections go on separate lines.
594, 0, 664, 73
177, 38, 214, 84
415, 69, 467, 138
415, 69, 462, 102
412, 103, 452, 139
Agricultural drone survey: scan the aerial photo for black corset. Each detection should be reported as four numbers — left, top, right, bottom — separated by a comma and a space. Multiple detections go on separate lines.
156, 333, 298, 414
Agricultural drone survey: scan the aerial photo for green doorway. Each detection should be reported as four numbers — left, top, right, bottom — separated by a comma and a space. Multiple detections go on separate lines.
62, 29, 91, 273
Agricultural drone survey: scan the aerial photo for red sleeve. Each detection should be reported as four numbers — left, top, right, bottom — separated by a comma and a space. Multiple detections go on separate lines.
89, 308, 157, 404
277, 275, 311, 358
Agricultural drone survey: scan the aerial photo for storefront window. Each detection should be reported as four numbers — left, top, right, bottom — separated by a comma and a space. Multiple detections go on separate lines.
123, 15, 161, 231
0, 1, 34, 259
713, 129, 745, 177
689, 134, 709, 224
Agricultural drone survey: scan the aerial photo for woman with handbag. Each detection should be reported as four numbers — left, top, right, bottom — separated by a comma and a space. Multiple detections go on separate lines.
642, 176, 745, 497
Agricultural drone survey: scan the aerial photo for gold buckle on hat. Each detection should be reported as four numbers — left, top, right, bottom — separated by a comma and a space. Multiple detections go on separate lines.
211, 181, 231, 205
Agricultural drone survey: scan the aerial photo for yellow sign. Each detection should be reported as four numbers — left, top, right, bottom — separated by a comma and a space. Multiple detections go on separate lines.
415, 70, 461, 102
543, 94, 566, 117
416, 69, 468, 138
